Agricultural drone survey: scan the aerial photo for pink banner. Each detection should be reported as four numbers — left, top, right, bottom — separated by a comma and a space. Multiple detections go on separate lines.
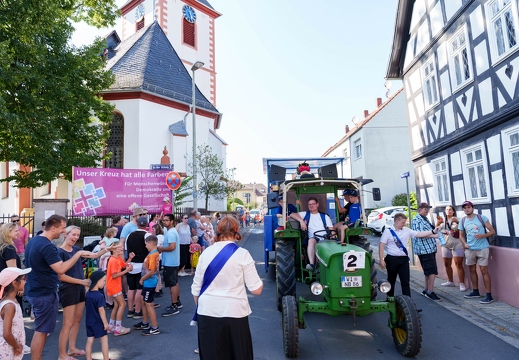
72, 167, 172, 216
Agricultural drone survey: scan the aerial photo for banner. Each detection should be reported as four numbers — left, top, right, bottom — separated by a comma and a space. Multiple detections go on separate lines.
72, 167, 171, 216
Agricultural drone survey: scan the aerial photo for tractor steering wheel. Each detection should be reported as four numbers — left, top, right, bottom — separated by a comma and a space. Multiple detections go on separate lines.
313, 229, 338, 242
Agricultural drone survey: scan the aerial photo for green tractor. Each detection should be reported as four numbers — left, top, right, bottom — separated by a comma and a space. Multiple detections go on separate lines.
263, 158, 422, 357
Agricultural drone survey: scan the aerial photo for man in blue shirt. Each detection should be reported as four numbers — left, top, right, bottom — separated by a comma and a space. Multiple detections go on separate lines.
459, 201, 496, 304
25, 215, 89, 360
158, 213, 181, 316
336, 190, 362, 243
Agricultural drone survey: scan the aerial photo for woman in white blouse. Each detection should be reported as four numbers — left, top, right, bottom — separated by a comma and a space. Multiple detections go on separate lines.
191, 216, 263, 360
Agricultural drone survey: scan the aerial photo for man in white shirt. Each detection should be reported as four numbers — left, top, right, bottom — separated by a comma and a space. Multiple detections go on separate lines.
289, 197, 333, 270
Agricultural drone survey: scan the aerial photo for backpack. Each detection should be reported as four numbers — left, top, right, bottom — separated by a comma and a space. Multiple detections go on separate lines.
303, 211, 329, 229
83, 239, 100, 252
461, 214, 495, 245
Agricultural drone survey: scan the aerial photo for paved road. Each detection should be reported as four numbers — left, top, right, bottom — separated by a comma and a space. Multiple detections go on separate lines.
23, 224, 519, 359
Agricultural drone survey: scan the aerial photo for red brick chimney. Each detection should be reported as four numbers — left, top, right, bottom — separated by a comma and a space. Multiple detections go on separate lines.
345, 125, 349, 133
377, 98, 382, 107
364, 110, 369, 118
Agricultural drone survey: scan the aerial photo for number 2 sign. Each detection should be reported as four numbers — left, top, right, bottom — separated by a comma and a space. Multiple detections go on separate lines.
343, 251, 366, 272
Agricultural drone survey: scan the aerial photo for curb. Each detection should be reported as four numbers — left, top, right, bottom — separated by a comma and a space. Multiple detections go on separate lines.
370, 245, 519, 339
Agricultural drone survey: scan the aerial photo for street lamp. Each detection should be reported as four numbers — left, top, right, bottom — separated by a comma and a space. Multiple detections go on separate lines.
191, 60, 204, 210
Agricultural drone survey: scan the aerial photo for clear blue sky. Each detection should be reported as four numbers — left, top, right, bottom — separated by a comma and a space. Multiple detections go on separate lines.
72, 0, 401, 185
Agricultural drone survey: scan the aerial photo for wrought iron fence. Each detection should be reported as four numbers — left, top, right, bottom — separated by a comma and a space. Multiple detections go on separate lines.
0, 213, 35, 237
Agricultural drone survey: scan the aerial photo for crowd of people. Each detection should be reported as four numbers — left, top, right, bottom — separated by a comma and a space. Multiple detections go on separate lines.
0, 208, 263, 360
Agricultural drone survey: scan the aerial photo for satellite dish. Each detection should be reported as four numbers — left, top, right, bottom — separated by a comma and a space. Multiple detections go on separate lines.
386, 89, 392, 98
351, 116, 359, 125
384, 80, 392, 90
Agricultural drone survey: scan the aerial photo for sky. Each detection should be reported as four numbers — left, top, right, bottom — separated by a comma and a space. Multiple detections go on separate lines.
72, 0, 401, 185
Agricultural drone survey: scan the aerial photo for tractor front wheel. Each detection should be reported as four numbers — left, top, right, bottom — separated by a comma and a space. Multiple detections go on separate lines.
282, 295, 299, 358
391, 295, 422, 357
276, 239, 296, 311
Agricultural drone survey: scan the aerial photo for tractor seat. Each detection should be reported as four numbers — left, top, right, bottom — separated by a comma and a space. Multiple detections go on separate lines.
287, 218, 300, 230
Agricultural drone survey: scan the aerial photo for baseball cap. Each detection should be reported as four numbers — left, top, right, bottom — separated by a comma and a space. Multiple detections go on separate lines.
342, 189, 352, 196
133, 207, 146, 216
89, 270, 106, 291
349, 190, 359, 197
418, 202, 431, 209
0, 267, 31, 298
137, 216, 149, 227
163, 196, 170, 202
462, 200, 474, 208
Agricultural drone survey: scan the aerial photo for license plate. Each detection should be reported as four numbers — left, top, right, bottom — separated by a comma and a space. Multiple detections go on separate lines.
341, 276, 362, 288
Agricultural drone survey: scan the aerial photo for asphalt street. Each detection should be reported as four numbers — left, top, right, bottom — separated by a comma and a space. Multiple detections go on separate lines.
22, 224, 519, 359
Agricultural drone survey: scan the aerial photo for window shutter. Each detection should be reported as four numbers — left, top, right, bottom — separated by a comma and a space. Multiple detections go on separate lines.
183, 18, 195, 46
136, 19, 145, 31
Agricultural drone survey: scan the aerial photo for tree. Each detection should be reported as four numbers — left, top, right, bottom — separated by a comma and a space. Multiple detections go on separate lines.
227, 197, 243, 211
0, 0, 119, 188
222, 168, 244, 210
190, 144, 228, 210
173, 176, 194, 207
392, 191, 417, 208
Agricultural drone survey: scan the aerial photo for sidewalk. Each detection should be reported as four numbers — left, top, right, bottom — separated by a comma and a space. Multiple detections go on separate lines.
371, 245, 519, 339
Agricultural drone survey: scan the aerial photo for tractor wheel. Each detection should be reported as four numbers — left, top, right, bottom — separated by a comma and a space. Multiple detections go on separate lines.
391, 295, 422, 357
350, 237, 377, 300
282, 296, 299, 358
276, 239, 296, 311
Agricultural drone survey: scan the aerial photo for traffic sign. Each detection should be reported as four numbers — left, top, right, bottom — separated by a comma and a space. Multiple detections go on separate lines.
166, 171, 182, 190
151, 164, 173, 170
401, 171, 410, 178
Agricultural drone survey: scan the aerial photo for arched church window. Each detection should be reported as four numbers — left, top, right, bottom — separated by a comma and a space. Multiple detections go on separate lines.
105, 112, 124, 169
183, 18, 195, 47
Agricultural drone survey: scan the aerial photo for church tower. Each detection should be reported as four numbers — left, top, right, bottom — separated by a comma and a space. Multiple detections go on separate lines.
120, 0, 221, 107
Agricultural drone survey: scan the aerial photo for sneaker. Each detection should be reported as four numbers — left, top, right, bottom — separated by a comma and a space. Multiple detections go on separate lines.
426, 292, 441, 301
162, 305, 179, 317
107, 325, 115, 333
126, 310, 135, 318
154, 303, 160, 309
175, 300, 183, 309
464, 290, 482, 299
421, 290, 428, 297
460, 283, 467, 292
142, 327, 160, 336
114, 326, 131, 336
23, 344, 31, 355
133, 311, 143, 319
480, 296, 495, 304
133, 321, 150, 330
105, 303, 114, 310
305, 264, 315, 270
178, 271, 189, 277
441, 281, 455, 287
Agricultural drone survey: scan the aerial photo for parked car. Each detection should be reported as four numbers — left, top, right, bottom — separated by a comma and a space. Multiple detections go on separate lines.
367, 206, 408, 234
249, 209, 263, 222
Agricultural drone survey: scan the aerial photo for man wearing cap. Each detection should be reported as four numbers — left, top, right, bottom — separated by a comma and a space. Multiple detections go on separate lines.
459, 201, 496, 304
276, 195, 298, 219
336, 190, 362, 243
125, 216, 150, 318
411, 202, 441, 301
120, 207, 148, 256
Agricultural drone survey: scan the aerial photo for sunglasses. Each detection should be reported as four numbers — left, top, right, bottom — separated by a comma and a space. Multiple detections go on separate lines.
182, 217, 188, 220
12, 220, 20, 223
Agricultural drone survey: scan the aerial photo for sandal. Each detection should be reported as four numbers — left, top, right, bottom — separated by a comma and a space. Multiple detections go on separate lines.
68, 349, 86, 356
194, 349, 199, 354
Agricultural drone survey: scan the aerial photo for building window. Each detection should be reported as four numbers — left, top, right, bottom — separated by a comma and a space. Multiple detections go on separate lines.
461, 144, 489, 202
136, 18, 145, 31
34, 183, 51, 197
432, 157, 450, 203
105, 113, 124, 169
421, 58, 440, 109
354, 139, 362, 159
502, 125, 519, 196
486, 0, 519, 62
183, 18, 195, 47
449, 27, 473, 90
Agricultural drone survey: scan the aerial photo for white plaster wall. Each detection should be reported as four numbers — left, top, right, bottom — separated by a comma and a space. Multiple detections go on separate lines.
474, 41, 489, 76
492, 170, 505, 201
452, 180, 466, 205
323, 136, 352, 179
429, 1, 444, 38
444, 0, 463, 22
478, 77, 494, 116
470, 5, 485, 39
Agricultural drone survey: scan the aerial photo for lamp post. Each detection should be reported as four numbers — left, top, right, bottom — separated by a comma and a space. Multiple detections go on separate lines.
191, 60, 204, 210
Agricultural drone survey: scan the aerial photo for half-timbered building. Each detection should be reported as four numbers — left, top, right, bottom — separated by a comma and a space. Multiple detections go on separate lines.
387, 0, 519, 307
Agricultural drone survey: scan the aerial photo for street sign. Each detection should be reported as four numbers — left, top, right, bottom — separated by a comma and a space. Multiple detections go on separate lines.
166, 171, 182, 190
151, 164, 173, 171
401, 171, 410, 178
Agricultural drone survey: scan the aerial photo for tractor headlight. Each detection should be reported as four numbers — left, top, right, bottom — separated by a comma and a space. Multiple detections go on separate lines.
377, 280, 391, 294
310, 282, 323, 295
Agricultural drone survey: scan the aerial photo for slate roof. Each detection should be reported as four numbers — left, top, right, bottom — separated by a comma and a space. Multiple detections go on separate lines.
169, 120, 188, 136
104, 21, 219, 115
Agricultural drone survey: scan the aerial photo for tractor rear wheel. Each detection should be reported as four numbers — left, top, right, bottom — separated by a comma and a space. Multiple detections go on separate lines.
276, 239, 296, 311
350, 236, 377, 300
282, 295, 299, 358
391, 295, 422, 357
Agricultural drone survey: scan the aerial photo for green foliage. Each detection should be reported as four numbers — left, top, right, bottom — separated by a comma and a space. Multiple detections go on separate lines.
173, 176, 194, 207
392, 191, 417, 208
68, 217, 107, 243
190, 144, 227, 210
227, 197, 244, 211
0, 0, 117, 188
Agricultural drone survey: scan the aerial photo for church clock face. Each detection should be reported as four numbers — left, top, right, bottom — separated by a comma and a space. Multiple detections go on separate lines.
135, 4, 144, 20
182, 5, 196, 23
